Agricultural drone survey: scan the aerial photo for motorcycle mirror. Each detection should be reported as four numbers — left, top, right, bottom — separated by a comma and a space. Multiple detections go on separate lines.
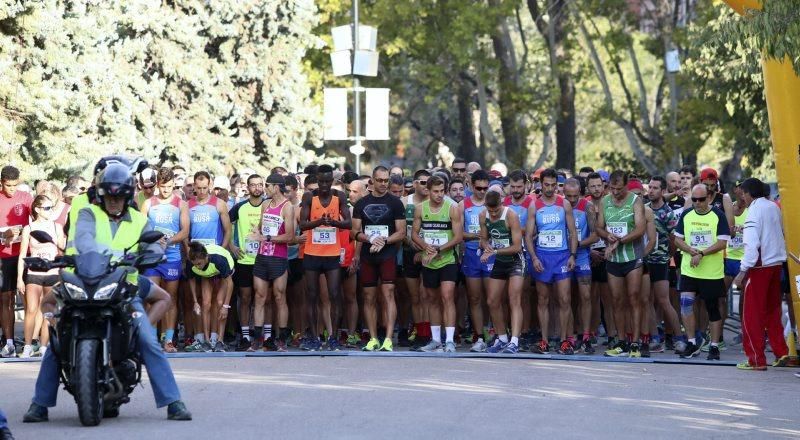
138, 230, 164, 244
31, 230, 55, 244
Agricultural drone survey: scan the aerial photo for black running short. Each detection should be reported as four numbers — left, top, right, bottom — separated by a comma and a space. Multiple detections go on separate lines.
422, 263, 459, 289
0, 257, 18, 292
254, 255, 288, 282
303, 255, 340, 272
490, 258, 526, 280
402, 248, 422, 279
233, 262, 254, 288
606, 259, 643, 278
646, 262, 669, 283
591, 257, 608, 283
23, 271, 59, 288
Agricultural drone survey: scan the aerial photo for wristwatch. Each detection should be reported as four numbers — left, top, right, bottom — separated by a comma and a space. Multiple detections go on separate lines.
222, 304, 231, 309
266, 235, 272, 242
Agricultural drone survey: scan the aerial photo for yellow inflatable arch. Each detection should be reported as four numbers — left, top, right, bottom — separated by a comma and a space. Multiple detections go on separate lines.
723, 1, 800, 336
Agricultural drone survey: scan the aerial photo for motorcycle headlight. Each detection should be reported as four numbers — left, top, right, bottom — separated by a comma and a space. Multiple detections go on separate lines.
64, 282, 87, 300
93, 283, 119, 301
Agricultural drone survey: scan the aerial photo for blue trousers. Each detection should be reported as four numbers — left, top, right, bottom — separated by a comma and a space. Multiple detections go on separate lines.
32, 299, 180, 408
0, 408, 7, 429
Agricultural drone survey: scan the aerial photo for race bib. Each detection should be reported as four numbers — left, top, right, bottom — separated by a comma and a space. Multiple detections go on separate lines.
261, 214, 283, 236
154, 226, 178, 248
689, 230, 713, 249
244, 239, 260, 256
729, 234, 743, 249
0, 226, 22, 245
193, 238, 216, 246
607, 222, 628, 237
312, 227, 337, 245
365, 225, 389, 239
467, 215, 480, 234
591, 238, 606, 249
423, 231, 448, 246
538, 230, 563, 248
491, 238, 510, 249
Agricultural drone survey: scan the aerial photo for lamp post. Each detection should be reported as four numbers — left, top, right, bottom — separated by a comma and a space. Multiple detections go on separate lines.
323, 0, 387, 175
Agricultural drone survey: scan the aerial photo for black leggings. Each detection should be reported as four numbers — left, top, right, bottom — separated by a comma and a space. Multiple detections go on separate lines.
305, 268, 341, 337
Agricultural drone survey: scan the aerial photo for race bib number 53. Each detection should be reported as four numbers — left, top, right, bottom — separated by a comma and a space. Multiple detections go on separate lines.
312, 227, 337, 245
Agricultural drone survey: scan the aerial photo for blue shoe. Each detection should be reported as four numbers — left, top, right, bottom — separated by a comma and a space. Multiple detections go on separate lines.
501, 342, 519, 354
327, 336, 341, 351
301, 337, 322, 351
486, 338, 507, 354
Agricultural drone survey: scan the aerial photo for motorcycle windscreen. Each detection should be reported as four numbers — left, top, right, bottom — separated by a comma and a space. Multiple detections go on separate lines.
75, 252, 111, 284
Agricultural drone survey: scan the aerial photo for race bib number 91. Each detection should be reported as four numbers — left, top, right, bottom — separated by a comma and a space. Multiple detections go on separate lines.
690, 230, 713, 249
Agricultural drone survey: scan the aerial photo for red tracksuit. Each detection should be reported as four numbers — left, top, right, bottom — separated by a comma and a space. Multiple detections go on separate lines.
741, 264, 788, 367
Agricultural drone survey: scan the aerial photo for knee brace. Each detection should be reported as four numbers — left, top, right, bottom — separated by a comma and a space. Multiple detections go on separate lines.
679, 294, 695, 316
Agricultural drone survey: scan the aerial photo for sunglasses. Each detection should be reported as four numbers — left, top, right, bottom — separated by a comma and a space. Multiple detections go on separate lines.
691, 196, 707, 202
374, 178, 389, 184
417, 180, 428, 185
474, 186, 489, 191
452, 168, 466, 172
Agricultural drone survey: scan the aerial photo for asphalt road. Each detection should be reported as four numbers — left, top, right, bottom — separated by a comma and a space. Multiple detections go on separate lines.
3, 355, 799, 440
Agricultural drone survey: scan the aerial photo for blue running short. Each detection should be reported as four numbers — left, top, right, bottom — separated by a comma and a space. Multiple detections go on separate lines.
534, 249, 573, 284
461, 247, 492, 278
724, 258, 741, 278
143, 260, 182, 282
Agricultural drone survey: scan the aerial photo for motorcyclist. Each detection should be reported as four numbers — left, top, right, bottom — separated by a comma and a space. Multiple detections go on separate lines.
23, 159, 192, 422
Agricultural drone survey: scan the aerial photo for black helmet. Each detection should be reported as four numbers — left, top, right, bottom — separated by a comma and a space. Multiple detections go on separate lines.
96, 163, 136, 208
93, 155, 149, 179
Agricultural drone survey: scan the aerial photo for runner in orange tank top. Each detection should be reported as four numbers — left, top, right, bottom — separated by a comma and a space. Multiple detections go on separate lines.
298, 165, 352, 351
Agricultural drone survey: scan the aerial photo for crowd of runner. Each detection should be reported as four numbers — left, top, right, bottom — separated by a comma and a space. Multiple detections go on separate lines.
0, 158, 794, 367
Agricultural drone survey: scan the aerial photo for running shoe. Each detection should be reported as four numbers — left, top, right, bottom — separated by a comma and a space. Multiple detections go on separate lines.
674, 340, 687, 355
470, 339, 488, 353
420, 340, 443, 353
640, 342, 650, 358
530, 339, 550, 354
201, 341, 214, 352
794, 372, 800, 379
501, 342, 519, 354
604, 336, 616, 347
679, 341, 701, 358
772, 355, 791, 367
0, 344, 15, 358
338, 331, 349, 347
604, 340, 628, 357
327, 336, 341, 351
300, 337, 322, 351
184, 340, 204, 352
707, 345, 720, 361
700, 339, 712, 353
290, 333, 303, 348
360, 331, 370, 346
486, 338, 507, 354
397, 329, 410, 347
581, 339, 595, 354
346, 334, 361, 348
407, 327, 418, 344
444, 341, 457, 353
164, 341, 178, 354
362, 337, 380, 352
410, 337, 430, 352
717, 341, 728, 351
380, 338, 393, 352
19, 344, 33, 358
736, 361, 767, 371
236, 338, 251, 352
628, 343, 641, 358
213, 341, 226, 352
247, 339, 263, 352
263, 337, 277, 351
558, 340, 574, 355
649, 341, 664, 353
32, 339, 41, 353
664, 335, 675, 351
275, 339, 288, 352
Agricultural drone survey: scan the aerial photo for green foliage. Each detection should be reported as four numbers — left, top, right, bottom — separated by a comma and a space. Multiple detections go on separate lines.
0, 0, 325, 181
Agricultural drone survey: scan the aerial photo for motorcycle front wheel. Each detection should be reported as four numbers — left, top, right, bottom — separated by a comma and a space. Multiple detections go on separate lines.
75, 339, 103, 426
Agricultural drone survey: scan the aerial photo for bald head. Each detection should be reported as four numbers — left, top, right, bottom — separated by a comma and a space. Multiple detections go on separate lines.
666, 171, 680, 193
466, 162, 481, 174
691, 183, 708, 198
348, 179, 368, 205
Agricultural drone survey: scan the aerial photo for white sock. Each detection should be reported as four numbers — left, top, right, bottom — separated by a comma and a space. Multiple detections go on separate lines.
431, 325, 442, 343
499, 334, 509, 343
511, 336, 519, 346
445, 327, 455, 343
6, 339, 12, 347
688, 338, 696, 345
195, 333, 204, 342
210, 332, 218, 343
241, 327, 251, 341
265, 325, 272, 339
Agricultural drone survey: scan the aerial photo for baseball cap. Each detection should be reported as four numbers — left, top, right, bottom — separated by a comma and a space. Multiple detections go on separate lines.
700, 168, 718, 181
532, 167, 545, 180
557, 175, 566, 185
597, 170, 610, 182
627, 179, 644, 191
213, 175, 230, 191
488, 170, 502, 180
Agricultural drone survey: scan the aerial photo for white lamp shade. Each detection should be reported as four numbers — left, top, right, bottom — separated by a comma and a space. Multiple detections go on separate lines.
330, 50, 352, 76
358, 25, 378, 51
331, 25, 353, 52
353, 50, 379, 76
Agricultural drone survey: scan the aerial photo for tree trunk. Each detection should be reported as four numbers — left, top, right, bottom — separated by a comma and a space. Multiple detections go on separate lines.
492, 23, 522, 167
555, 71, 576, 171
456, 76, 479, 163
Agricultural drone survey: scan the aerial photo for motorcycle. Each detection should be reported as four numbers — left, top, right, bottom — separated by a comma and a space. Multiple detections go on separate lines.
25, 230, 165, 426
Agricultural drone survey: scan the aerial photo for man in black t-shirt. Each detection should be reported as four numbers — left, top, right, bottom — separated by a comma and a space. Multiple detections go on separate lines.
352, 166, 407, 352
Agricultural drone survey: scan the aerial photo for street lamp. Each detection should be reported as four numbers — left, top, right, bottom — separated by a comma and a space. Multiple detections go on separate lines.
322, 0, 389, 174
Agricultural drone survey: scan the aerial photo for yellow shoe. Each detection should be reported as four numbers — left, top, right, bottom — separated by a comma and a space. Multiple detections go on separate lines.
737, 361, 768, 371
380, 338, 393, 352
362, 338, 380, 352
772, 355, 790, 367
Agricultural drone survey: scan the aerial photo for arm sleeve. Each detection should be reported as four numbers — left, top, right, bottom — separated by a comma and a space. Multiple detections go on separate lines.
352, 198, 363, 220
393, 197, 405, 220
75, 208, 99, 254
211, 254, 233, 278
715, 209, 731, 239
740, 208, 760, 272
